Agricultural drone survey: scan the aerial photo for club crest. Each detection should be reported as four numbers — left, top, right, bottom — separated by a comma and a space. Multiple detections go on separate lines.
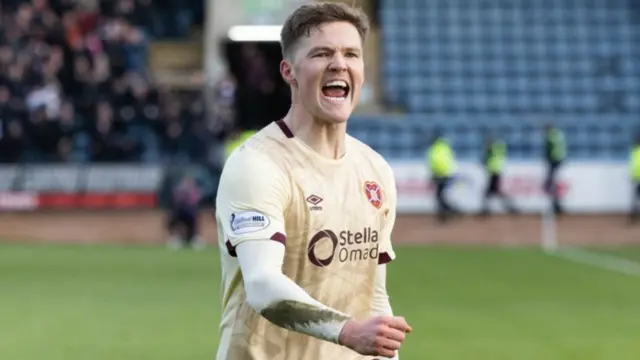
363, 181, 383, 209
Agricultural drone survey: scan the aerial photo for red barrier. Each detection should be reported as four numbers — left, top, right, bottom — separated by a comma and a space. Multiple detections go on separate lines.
37, 193, 157, 209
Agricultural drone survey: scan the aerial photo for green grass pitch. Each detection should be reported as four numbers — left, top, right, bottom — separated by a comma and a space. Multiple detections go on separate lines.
1, 243, 639, 360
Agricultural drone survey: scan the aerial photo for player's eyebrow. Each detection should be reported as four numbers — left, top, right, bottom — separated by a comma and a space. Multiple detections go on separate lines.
343, 47, 361, 54
307, 46, 361, 56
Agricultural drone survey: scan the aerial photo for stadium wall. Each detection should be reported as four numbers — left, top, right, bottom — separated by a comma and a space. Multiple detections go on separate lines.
0, 163, 636, 246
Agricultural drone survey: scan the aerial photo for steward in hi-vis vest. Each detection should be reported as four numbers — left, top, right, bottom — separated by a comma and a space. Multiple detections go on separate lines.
480, 136, 518, 216
543, 123, 566, 214
629, 135, 640, 223
426, 131, 461, 223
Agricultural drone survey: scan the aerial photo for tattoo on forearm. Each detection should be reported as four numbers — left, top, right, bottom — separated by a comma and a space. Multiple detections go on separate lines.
260, 300, 350, 342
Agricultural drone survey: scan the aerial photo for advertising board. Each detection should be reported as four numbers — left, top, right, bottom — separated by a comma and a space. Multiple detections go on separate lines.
391, 161, 633, 214
0, 165, 163, 210
0, 161, 632, 213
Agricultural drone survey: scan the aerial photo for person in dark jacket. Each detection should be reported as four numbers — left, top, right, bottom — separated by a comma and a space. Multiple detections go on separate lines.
167, 175, 203, 249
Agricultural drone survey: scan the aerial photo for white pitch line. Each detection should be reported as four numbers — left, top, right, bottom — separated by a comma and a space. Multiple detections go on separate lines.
547, 246, 640, 277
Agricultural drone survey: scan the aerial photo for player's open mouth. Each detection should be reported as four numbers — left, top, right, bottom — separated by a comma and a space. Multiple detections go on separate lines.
321, 80, 350, 103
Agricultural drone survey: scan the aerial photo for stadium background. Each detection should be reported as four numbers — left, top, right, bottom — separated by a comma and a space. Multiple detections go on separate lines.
1, 0, 639, 359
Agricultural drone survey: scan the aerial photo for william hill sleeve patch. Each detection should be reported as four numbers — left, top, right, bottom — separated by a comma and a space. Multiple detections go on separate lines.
230, 210, 270, 235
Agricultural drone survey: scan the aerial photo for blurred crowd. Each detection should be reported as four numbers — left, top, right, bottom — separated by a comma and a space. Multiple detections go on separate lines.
0, 0, 221, 164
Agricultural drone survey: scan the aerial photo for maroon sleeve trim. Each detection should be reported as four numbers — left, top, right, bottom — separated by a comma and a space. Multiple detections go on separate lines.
225, 232, 287, 258
378, 252, 393, 265
270, 232, 287, 245
225, 240, 237, 257
275, 120, 294, 138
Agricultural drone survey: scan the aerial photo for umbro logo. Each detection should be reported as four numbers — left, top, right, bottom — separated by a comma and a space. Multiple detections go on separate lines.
306, 194, 323, 211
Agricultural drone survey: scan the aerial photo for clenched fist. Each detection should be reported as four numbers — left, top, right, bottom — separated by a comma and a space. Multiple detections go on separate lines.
338, 315, 412, 358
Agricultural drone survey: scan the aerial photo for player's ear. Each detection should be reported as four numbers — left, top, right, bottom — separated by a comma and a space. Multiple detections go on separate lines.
280, 59, 297, 87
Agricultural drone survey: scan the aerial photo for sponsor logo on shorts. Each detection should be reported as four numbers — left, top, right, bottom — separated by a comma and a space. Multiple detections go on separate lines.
230, 210, 269, 234
307, 228, 379, 267
363, 181, 382, 209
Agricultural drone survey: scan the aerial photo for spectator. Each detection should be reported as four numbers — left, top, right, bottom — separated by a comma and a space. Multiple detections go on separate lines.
119, 73, 159, 126
0, 0, 211, 164
57, 100, 77, 136
0, 85, 13, 122
201, 73, 236, 143
120, 24, 147, 72
183, 90, 208, 161
167, 174, 203, 249
89, 101, 140, 162
25, 76, 62, 119
0, 120, 26, 163
26, 105, 60, 160
162, 119, 185, 161
54, 99, 77, 161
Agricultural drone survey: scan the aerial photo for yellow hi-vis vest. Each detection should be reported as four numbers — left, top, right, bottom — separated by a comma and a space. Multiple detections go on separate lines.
486, 141, 506, 174
631, 146, 640, 182
224, 130, 256, 162
548, 129, 566, 162
427, 139, 455, 178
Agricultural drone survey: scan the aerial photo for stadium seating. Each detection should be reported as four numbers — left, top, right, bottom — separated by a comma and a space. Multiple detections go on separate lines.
348, 0, 640, 160
348, 114, 638, 161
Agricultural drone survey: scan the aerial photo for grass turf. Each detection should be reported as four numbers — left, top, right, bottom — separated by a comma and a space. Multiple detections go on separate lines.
1, 243, 639, 360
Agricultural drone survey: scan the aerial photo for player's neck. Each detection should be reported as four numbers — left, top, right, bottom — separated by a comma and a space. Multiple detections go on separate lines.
283, 107, 347, 160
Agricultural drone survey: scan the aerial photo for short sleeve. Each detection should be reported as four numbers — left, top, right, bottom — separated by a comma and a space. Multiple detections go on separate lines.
378, 162, 397, 265
216, 148, 289, 249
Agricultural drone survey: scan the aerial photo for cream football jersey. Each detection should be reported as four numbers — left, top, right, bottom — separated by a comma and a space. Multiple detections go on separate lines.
215, 120, 397, 360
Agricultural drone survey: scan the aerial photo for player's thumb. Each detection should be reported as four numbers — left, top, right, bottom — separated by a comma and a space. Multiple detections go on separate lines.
390, 316, 412, 333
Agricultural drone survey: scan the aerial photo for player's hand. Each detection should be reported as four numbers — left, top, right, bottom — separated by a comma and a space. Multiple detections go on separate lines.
338, 316, 412, 357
